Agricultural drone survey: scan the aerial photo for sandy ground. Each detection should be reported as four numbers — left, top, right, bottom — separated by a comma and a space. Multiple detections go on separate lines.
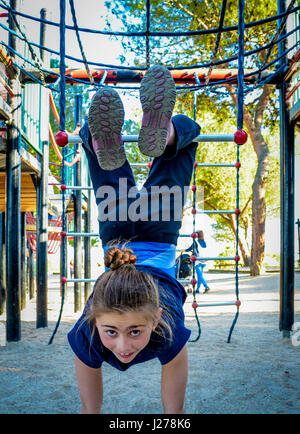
0, 271, 299, 414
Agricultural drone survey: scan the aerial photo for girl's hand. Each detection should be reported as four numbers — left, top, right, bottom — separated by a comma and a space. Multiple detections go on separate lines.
160, 345, 188, 414
74, 355, 103, 414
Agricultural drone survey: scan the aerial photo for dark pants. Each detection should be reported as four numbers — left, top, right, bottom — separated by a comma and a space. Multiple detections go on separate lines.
79, 114, 201, 246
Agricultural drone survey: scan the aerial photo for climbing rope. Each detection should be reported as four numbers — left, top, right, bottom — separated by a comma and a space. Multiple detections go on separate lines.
205, 0, 228, 85
69, 0, 96, 88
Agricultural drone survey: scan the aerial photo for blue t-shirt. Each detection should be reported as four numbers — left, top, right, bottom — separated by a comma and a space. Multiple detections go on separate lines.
67, 265, 191, 371
103, 241, 176, 278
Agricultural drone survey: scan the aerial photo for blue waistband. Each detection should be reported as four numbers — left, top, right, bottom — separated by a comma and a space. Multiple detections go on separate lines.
103, 241, 176, 278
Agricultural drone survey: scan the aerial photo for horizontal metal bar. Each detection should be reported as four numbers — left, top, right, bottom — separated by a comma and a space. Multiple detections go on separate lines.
48, 184, 93, 190
178, 279, 192, 284
49, 194, 72, 200
194, 256, 236, 261
67, 135, 84, 143
194, 134, 235, 142
197, 210, 236, 214
195, 163, 236, 167
65, 185, 93, 190
130, 163, 150, 167
67, 134, 235, 144
193, 301, 237, 307
66, 232, 99, 237
67, 278, 97, 283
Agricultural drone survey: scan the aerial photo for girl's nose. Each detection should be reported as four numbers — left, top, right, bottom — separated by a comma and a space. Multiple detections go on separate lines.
117, 336, 131, 353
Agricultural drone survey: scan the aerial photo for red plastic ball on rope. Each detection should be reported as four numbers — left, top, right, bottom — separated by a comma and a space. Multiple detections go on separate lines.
235, 162, 241, 169
191, 208, 197, 215
190, 255, 197, 263
61, 276, 67, 284
147, 161, 152, 169
193, 162, 198, 168
192, 301, 198, 309
60, 184, 67, 192
191, 185, 197, 192
234, 129, 248, 145
191, 232, 198, 239
235, 300, 241, 307
61, 231, 67, 238
55, 130, 69, 147
191, 278, 197, 286
234, 255, 240, 262
235, 209, 241, 215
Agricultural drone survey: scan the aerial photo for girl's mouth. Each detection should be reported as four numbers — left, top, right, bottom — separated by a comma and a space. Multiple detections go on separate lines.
118, 352, 134, 359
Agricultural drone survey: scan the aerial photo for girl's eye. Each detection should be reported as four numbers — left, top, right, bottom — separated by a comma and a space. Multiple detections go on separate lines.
106, 330, 117, 337
130, 330, 140, 337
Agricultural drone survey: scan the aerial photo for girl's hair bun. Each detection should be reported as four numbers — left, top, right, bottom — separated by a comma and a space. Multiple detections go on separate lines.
104, 246, 137, 270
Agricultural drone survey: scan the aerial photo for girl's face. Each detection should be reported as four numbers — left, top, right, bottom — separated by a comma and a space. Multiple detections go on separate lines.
96, 308, 162, 364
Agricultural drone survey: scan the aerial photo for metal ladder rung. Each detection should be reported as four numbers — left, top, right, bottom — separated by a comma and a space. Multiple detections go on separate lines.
197, 210, 236, 214
67, 278, 97, 283
193, 256, 236, 261
65, 185, 93, 190
67, 232, 99, 237
191, 301, 237, 307
195, 163, 236, 167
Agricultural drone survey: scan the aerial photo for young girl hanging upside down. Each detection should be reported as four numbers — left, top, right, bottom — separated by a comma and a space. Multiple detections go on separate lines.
67, 64, 201, 414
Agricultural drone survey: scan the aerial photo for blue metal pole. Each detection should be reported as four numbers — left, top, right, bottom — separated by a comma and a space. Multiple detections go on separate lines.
278, 0, 295, 338
49, 0, 67, 344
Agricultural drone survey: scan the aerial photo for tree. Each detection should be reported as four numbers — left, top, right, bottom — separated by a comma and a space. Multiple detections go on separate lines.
104, 0, 280, 275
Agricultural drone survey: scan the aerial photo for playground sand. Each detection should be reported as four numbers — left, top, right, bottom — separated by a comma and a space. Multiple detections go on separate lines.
0, 272, 299, 414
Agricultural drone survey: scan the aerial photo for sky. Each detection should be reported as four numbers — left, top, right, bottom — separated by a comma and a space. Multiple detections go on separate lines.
5, 0, 125, 67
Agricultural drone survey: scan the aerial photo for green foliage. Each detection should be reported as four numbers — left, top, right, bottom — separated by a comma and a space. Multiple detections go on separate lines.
104, 0, 278, 68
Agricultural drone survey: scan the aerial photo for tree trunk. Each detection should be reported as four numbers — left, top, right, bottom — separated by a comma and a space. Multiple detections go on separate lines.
251, 147, 270, 275
205, 200, 252, 266
225, 83, 272, 275
228, 214, 251, 267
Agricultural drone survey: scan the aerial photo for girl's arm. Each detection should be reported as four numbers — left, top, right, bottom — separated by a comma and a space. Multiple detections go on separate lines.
160, 344, 188, 414
74, 355, 103, 414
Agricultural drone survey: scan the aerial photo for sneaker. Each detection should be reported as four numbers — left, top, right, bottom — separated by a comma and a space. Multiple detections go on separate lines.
138, 64, 176, 158
204, 287, 210, 293
88, 87, 126, 170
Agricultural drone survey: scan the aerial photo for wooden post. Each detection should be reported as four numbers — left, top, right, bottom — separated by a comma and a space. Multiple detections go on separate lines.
296, 219, 300, 267
84, 186, 92, 302
74, 160, 82, 312
21, 212, 26, 310
36, 139, 49, 328
27, 241, 34, 299
36, 7, 49, 328
5, 95, 21, 341
0, 213, 5, 315
74, 94, 83, 311
6, 0, 22, 341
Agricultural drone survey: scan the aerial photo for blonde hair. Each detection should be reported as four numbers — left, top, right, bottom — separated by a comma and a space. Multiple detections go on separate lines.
84, 245, 173, 342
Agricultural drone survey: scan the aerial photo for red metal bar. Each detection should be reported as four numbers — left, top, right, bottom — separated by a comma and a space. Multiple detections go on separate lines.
42, 67, 260, 85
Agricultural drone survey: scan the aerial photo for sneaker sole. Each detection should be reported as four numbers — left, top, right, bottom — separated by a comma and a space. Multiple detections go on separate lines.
138, 65, 176, 158
88, 88, 126, 170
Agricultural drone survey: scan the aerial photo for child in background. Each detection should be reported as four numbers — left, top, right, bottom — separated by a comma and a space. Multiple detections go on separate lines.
185, 230, 210, 293
68, 65, 201, 414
